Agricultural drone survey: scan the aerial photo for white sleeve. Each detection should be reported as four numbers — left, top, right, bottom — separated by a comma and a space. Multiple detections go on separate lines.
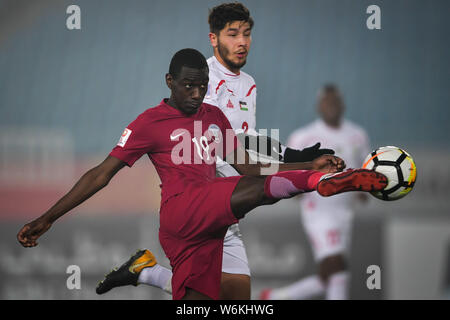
203, 82, 219, 107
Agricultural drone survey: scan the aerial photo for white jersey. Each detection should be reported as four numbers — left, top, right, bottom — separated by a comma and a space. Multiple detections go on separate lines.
204, 56, 257, 134
204, 56, 258, 174
288, 119, 371, 212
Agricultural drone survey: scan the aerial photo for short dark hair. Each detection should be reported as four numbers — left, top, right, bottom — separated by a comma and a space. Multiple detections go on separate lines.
321, 84, 338, 94
317, 83, 341, 100
208, 2, 254, 34
169, 48, 208, 80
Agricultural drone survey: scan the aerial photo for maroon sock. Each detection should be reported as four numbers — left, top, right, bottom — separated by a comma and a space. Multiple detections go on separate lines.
264, 170, 324, 199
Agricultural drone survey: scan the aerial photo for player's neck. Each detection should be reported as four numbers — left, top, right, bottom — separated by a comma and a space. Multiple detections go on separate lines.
214, 52, 240, 75
166, 97, 182, 113
166, 97, 177, 109
323, 119, 342, 129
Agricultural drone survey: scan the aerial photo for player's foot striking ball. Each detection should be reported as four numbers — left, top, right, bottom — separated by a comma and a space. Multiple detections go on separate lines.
96, 249, 156, 294
317, 168, 388, 197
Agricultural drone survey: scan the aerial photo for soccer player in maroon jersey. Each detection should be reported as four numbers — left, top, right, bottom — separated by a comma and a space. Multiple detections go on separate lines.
17, 48, 387, 300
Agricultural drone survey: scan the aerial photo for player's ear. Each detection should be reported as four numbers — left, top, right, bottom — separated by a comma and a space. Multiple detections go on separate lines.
165, 73, 173, 89
209, 32, 218, 48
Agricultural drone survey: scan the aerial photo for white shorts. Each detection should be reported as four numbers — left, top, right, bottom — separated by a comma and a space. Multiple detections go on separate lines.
301, 207, 354, 262
217, 163, 251, 276
222, 223, 251, 276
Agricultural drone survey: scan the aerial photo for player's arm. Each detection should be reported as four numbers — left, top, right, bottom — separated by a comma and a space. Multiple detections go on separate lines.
225, 146, 345, 176
17, 155, 126, 248
236, 132, 335, 163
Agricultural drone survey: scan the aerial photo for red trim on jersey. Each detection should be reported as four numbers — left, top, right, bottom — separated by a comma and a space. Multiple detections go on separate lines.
224, 72, 240, 76
242, 121, 249, 132
246, 85, 256, 97
215, 80, 226, 94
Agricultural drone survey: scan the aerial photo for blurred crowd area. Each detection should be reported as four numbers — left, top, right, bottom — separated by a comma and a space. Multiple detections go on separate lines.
1, 0, 449, 299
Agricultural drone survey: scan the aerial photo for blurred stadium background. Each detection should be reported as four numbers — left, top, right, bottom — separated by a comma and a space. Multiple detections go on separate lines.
1, 0, 449, 300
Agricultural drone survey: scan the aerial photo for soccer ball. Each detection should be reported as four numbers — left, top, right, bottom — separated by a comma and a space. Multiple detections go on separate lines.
362, 146, 417, 201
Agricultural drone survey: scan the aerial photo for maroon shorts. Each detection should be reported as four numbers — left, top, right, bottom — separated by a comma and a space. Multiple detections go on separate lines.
158, 176, 242, 300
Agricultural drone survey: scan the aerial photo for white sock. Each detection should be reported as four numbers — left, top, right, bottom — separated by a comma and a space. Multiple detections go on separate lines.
269, 275, 326, 300
137, 264, 172, 294
325, 271, 349, 300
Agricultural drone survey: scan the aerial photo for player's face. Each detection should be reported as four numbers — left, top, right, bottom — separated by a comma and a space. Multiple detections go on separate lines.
210, 20, 252, 73
166, 66, 209, 115
318, 92, 345, 126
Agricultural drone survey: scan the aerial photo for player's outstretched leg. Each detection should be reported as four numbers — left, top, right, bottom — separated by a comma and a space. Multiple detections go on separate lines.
230, 168, 387, 219
96, 249, 158, 294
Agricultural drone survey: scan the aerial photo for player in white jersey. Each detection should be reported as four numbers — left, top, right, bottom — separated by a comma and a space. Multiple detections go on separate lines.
96, 3, 334, 300
260, 84, 371, 300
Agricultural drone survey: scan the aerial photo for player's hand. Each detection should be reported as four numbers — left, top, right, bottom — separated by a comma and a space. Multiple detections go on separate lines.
312, 155, 346, 173
17, 217, 53, 248
284, 143, 335, 163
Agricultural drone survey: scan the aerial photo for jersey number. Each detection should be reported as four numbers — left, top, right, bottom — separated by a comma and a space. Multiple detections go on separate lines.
192, 136, 210, 160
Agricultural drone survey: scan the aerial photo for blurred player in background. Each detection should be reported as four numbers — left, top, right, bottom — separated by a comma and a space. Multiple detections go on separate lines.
96, 2, 334, 300
261, 84, 371, 300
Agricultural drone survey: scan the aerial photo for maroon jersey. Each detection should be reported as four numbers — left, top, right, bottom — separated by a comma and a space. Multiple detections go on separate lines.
110, 99, 240, 203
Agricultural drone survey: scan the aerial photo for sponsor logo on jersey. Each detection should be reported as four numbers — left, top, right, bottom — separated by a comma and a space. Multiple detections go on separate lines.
226, 99, 234, 108
117, 128, 132, 147
170, 131, 186, 141
239, 101, 248, 111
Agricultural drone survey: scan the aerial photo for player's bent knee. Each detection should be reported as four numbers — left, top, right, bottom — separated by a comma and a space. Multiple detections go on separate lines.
230, 176, 267, 219
220, 273, 251, 300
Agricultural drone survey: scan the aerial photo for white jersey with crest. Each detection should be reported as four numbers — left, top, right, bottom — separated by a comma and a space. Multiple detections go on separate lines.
204, 56, 258, 174
204, 56, 257, 134
204, 56, 257, 131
